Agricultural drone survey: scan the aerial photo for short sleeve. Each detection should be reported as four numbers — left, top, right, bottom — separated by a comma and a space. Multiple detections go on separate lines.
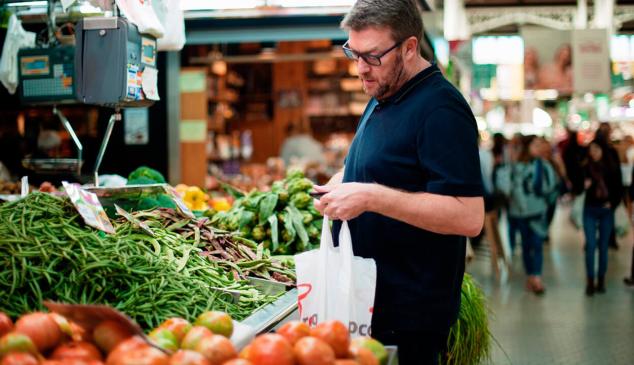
417, 106, 484, 197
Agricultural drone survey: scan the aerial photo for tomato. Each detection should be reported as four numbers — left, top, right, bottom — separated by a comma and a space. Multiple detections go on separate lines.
194, 334, 237, 364
247, 334, 294, 365
276, 321, 310, 345
169, 350, 211, 365
180, 326, 213, 350
293, 336, 335, 365
93, 320, 134, 354
349, 347, 378, 365
0, 313, 12, 338
334, 360, 359, 365
350, 338, 387, 365
0, 332, 38, 357
14, 312, 63, 352
0, 352, 38, 365
221, 360, 253, 365
51, 341, 102, 361
106, 338, 169, 365
310, 321, 350, 358
159, 318, 192, 343
148, 328, 179, 352
194, 312, 233, 338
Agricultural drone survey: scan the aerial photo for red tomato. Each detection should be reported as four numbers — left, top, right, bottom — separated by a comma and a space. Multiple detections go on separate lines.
276, 321, 310, 345
0, 332, 38, 357
293, 336, 335, 365
221, 360, 253, 365
194, 334, 237, 364
310, 321, 350, 358
247, 334, 294, 365
1, 352, 38, 365
180, 326, 213, 350
0, 313, 12, 338
159, 318, 192, 343
14, 312, 63, 352
51, 341, 103, 361
169, 349, 211, 365
106, 339, 169, 365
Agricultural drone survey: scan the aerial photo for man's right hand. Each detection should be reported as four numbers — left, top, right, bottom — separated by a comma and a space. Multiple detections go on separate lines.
313, 184, 335, 215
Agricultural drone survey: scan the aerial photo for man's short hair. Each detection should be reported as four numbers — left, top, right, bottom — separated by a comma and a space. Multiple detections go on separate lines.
341, 0, 424, 45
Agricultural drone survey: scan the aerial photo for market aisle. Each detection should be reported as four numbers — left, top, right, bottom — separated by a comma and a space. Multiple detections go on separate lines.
468, 204, 634, 365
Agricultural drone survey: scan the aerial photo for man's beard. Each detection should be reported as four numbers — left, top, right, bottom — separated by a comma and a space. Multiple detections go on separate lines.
362, 53, 405, 100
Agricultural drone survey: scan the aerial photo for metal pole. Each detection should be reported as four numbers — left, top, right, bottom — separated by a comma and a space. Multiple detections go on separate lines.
93, 111, 120, 186
47, 0, 56, 46
53, 107, 84, 175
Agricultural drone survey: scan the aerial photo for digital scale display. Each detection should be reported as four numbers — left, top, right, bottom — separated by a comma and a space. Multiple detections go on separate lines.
20, 56, 50, 76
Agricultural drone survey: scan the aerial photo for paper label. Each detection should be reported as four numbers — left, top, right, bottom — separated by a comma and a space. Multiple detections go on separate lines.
141, 67, 160, 101
62, 182, 115, 234
20, 176, 28, 197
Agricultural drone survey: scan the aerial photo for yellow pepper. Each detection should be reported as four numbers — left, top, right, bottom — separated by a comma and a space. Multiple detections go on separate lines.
183, 186, 209, 211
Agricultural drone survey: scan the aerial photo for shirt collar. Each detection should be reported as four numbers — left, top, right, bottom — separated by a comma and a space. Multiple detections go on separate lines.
378, 63, 441, 106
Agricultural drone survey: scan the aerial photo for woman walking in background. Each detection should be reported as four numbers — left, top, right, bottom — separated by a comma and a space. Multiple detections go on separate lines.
497, 136, 558, 294
583, 141, 622, 296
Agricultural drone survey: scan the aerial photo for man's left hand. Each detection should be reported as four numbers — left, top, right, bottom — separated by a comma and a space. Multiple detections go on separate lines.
317, 182, 375, 221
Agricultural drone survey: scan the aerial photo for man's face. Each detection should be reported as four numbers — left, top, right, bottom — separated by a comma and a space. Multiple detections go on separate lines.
347, 27, 406, 100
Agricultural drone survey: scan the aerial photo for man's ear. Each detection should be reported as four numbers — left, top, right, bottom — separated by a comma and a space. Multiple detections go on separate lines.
404, 36, 419, 59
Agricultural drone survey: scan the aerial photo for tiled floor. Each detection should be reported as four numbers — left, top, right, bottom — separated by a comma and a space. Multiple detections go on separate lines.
468, 205, 634, 365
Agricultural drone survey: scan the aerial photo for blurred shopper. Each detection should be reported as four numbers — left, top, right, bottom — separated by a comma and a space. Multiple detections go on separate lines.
280, 122, 326, 167
504, 133, 524, 254
537, 137, 564, 242
480, 139, 507, 279
562, 130, 586, 197
582, 141, 622, 296
626, 165, 634, 287
595, 123, 623, 250
313, 1, 484, 363
497, 136, 557, 295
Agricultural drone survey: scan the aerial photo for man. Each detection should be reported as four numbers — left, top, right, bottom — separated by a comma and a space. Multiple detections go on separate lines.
313, 1, 484, 364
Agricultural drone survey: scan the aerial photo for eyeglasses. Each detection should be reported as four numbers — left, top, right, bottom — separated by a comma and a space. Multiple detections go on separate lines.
342, 40, 403, 66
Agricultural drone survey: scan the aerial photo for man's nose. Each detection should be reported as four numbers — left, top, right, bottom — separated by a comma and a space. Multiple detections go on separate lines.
356, 57, 371, 74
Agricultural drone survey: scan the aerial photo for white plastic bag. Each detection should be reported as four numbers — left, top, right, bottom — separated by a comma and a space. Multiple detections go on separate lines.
0, 14, 36, 94
295, 218, 377, 337
153, 0, 186, 51
615, 203, 630, 237
115, 0, 165, 38
570, 193, 585, 230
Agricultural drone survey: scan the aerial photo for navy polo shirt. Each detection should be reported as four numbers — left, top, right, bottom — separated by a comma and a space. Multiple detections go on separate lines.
334, 64, 483, 333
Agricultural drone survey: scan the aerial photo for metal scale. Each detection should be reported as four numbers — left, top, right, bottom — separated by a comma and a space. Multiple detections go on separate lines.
16, 0, 158, 185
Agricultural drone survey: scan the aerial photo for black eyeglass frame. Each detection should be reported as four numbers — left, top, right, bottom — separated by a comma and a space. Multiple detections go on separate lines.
342, 40, 403, 66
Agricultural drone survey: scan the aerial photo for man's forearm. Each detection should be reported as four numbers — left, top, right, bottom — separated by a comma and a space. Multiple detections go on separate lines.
367, 184, 484, 237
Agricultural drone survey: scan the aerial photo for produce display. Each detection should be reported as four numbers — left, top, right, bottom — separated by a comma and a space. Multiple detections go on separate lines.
122, 207, 295, 284
212, 171, 323, 255
0, 309, 387, 365
0, 193, 284, 328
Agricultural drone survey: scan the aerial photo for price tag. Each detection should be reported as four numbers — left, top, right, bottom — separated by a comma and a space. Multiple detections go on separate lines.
62, 182, 115, 234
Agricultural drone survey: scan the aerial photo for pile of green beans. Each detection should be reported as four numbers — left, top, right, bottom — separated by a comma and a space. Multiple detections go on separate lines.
0, 193, 279, 328
128, 208, 296, 284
